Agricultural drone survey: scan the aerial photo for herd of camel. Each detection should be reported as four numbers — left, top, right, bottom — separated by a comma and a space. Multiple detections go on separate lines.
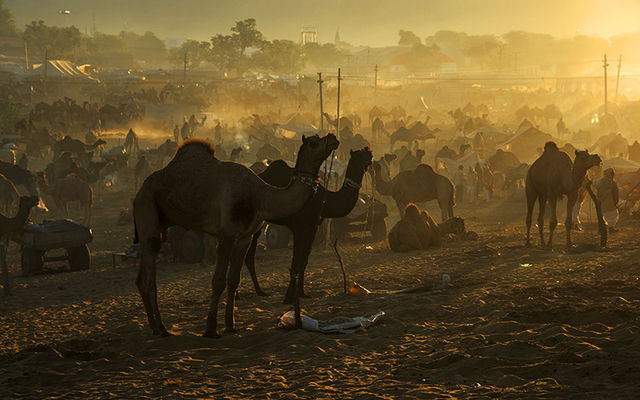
0, 95, 612, 336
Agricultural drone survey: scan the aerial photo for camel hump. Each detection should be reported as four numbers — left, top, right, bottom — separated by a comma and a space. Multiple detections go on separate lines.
176, 138, 216, 157
416, 163, 436, 176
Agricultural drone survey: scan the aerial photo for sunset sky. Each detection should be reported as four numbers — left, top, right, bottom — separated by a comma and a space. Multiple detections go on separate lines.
6, 0, 640, 44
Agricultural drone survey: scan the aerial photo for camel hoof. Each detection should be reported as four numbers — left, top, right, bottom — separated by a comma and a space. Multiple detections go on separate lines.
298, 292, 311, 299
224, 328, 238, 334
203, 330, 221, 339
160, 330, 173, 337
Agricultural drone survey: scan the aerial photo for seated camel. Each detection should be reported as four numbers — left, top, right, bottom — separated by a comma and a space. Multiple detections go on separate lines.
388, 203, 465, 252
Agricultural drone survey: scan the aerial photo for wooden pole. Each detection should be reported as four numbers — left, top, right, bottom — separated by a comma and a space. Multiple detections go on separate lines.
336, 67, 342, 137
374, 64, 378, 95
603, 54, 609, 115
615, 55, 622, 104
24, 40, 29, 70
317, 72, 324, 134
183, 52, 187, 85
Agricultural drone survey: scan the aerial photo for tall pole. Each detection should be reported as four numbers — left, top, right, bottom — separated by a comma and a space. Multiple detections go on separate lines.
44, 49, 48, 79
336, 67, 342, 137
374, 64, 378, 95
615, 55, 622, 104
24, 41, 29, 70
317, 72, 324, 134
603, 54, 609, 115
183, 52, 187, 85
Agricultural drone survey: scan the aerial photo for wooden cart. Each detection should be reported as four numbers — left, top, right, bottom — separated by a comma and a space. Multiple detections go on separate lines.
15, 220, 93, 276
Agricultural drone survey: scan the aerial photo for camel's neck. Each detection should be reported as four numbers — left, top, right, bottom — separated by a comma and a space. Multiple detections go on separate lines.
322, 161, 367, 218
570, 164, 589, 189
259, 177, 318, 221
373, 166, 393, 195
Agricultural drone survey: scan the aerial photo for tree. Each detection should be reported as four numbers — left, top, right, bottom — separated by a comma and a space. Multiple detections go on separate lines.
252, 40, 305, 74
230, 18, 263, 54
398, 30, 421, 46
81, 32, 132, 69
120, 31, 167, 63
0, 0, 16, 37
169, 40, 211, 68
303, 42, 348, 69
23, 21, 82, 61
210, 34, 242, 73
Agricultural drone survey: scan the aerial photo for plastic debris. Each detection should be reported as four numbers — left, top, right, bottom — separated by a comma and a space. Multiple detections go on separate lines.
278, 310, 385, 334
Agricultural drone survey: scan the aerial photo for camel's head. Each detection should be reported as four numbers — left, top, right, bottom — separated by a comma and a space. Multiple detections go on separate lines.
441, 216, 466, 235
296, 133, 340, 176
574, 149, 602, 171
349, 147, 373, 172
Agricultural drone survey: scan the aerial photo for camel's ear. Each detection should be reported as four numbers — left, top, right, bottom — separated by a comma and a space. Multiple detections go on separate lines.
350, 149, 354, 156
574, 150, 579, 156
302, 135, 307, 143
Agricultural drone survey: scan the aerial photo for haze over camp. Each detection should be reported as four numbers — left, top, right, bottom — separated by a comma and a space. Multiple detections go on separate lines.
1, 0, 640, 398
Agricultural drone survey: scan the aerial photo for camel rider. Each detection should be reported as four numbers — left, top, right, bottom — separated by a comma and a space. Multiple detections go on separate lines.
595, 168, 619, 231
454, 165, 465, 203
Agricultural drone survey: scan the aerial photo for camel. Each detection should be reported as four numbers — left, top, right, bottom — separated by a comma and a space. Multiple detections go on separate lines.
124, 129, 140, 155
0, 173, 19, 215
133, 134, 339, 337
53, 136, 106, 164
37, 173, 93, 225
156, 139, 178, 166
134, 154, 152, 190
323, 112, 354, 132
487, 149, 521, 173
0, 162, 40, 199
399, 149, 425, 172
371, 117, 388, 142
525, 142, 602, 249
243, 147, 373, 298
368, 106, 387, 124
388, 203, 465, 252
1, 196, 38, 295
389, 122, 437, 151
373, 162, 455, 221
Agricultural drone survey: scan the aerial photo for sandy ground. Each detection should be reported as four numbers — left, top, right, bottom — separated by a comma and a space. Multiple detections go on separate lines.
1, 188, 640, 399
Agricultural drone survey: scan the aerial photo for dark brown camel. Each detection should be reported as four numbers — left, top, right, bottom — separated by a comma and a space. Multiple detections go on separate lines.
373, 162, 455, 221
525, 142, 602, 249
244, 147, 373, 298
133, 134, 338, 337
1, 196, 38, 295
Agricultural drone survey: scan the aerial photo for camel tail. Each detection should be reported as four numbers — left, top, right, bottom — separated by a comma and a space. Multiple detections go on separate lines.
133, 217, 139, 244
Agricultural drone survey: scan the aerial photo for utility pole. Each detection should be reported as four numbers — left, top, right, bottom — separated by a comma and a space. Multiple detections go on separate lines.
615, 55, 622, 103
603, 54, 609, 115
336, 67, 342, 137
317, 72, 324, 134
44, 49, 48, 79
183, 52, 187, 85
374, 64, 378, 95
24, 41, 29, 70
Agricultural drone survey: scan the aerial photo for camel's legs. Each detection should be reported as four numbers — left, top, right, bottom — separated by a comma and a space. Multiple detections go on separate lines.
565, 191, 577, 247
136, 242, 166, 335
224, 236, 251, 333
525, 186, 537, 246
537, 193, 547, 247
204, 237, 233, 338
244, 226, 269, 296
547, 195, 558, 250
284, 224, 318, 304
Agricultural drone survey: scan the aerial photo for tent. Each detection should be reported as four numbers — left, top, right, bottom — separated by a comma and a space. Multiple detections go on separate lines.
602, 157, 640, 173
501, 126, 555, 163
29, 60, 94, 80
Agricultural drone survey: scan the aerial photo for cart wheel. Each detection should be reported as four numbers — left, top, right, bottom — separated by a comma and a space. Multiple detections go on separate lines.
181, 230, 204, 264
21, 249, 44, 277
371, 217, 387, 242
265, 224, 290, 249
68, 245, 91, 271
